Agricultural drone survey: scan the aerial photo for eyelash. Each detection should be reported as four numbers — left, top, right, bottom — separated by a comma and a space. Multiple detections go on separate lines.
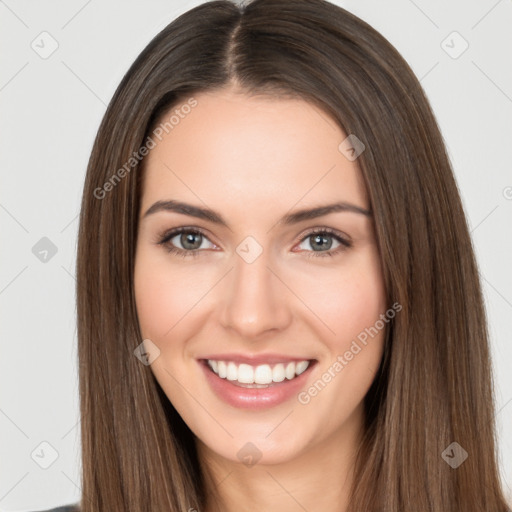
155, 226, 352, 259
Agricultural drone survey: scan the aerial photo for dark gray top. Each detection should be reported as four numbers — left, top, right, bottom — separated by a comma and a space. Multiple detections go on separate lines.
33, 506, 79, 512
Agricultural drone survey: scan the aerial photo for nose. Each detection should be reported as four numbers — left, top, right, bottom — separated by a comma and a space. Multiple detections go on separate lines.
218, 247, 292, 339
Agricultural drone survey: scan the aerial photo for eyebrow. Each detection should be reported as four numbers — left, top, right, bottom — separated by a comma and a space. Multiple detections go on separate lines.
142, 199, 372, 227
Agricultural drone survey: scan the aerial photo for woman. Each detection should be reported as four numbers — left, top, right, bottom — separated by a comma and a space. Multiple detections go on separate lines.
39, 0, 511, 510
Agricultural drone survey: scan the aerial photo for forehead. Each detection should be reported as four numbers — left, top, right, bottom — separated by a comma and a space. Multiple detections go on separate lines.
140, 89, 369, 217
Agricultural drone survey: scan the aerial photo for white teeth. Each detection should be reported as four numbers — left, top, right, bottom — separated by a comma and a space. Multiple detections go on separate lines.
237, 364, 254, 384
272, 364, 285, 382
254, 364, 273, 384
295, 360, 309, 375
285, 362, 295, 380
226, 362, 238, 381
217, 361, 227, 378
206, 359, 311, 384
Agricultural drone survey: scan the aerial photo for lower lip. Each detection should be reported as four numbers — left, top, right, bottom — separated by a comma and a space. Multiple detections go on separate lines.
199, 360, 316, 410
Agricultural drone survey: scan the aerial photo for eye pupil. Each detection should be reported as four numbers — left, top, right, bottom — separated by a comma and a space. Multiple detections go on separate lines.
311, 234, 332, 251
181, 232, 202, 250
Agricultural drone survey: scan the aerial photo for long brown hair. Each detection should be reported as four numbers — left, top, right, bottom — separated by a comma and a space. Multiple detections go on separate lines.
76, 0, 510, 510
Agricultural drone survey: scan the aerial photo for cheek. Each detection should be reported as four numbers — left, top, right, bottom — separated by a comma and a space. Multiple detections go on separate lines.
319, 253, 387, 400
293, 249, 386, 348
134, 249, 210, 341
334, 276, 385, 344
134, 260, 172, 341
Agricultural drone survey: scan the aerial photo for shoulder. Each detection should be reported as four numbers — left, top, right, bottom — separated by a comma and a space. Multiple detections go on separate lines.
31, 506, 80, 512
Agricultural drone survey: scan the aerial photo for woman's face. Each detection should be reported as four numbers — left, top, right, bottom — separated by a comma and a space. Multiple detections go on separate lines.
134, 87, 387, 466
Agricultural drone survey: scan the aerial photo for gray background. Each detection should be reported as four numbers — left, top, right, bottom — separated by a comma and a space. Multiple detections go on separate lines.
1, 0, 511, 510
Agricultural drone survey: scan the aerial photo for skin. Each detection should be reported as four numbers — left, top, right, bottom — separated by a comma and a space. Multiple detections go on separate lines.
134, 84, 387, 512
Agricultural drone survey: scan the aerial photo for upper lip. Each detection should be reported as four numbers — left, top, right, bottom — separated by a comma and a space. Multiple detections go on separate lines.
199, 353, 316, 365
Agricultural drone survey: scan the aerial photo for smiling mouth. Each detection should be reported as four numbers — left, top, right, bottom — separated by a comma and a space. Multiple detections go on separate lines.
201, 358, 317, 387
